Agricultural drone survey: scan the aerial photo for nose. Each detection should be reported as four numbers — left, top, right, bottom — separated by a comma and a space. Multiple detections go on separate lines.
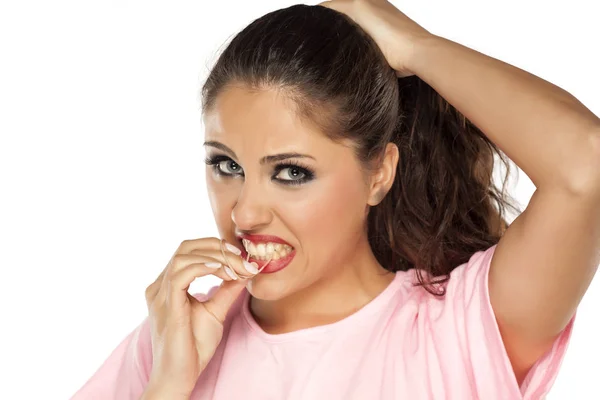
231, 180, 273, 231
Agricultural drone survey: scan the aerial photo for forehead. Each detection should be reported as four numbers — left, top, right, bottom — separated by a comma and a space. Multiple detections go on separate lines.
203, 85, 337, 153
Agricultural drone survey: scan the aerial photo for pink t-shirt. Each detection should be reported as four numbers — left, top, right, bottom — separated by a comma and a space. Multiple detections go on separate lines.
71, 244, 574, 399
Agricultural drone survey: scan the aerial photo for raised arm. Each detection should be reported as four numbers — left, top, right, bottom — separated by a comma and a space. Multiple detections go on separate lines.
410, 33, 600, 383
320, 0, 600, 384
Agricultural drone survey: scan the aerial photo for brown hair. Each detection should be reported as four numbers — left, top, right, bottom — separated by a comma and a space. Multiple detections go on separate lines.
201, 4, 521, 294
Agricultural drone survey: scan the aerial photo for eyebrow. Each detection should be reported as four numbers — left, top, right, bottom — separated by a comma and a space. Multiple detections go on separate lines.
203, 141, 316, 164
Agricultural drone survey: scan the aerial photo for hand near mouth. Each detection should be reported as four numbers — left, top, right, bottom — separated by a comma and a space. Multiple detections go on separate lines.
141, 237, 260, 398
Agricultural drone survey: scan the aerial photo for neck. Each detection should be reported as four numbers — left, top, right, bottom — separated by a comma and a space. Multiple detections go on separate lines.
249, 236, 395, 334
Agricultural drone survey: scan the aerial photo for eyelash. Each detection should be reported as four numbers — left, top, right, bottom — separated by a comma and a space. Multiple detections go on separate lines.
204, 155, 315, 186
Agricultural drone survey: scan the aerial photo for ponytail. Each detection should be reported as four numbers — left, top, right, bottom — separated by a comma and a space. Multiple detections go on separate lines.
368, 76, 520, 294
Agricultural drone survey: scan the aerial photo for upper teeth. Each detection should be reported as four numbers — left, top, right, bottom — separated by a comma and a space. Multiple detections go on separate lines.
242, 239, 293, 261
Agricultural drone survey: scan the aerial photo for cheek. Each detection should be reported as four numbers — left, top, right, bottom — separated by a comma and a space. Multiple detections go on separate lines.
206, 176, 238, 230
280, 176, 367, 251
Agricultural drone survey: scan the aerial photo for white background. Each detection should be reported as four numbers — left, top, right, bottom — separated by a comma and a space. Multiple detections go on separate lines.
1, 1, 598, 399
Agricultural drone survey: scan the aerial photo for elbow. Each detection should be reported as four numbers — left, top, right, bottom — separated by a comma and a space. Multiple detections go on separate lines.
566, 127, 600, 198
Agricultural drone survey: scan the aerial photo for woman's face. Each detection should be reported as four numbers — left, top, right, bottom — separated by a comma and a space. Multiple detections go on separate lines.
203, 85, 380, 301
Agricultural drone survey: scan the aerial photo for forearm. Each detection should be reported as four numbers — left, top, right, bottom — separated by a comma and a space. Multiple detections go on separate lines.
409, 35, 600, 194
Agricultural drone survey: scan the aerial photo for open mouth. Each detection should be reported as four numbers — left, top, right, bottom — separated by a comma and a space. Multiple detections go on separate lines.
237, 234, 296, 274
241, 239, 293, 261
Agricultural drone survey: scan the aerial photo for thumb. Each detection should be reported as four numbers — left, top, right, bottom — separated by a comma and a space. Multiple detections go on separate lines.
202, 280, 246, 324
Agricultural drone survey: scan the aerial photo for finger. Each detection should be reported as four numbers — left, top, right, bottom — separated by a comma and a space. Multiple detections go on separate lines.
199, 248, 259, 280
185, 239, 253, 280
177, 237, 241, 255
178, 237, 249, 275
152, 238, 247, 307
168, 253, 225, 274
176, 237, 217, 254
166, 263, 233, 308
145, 264, 169, 307
202, 280, 247, 324
157, 254, 235, 304
171, 263, 232, 288
147, 246, 200, 306
170, 256, 235, 283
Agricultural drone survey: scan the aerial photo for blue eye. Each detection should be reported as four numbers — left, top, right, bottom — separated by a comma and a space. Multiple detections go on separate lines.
274, 166, 306, 181
205, 155, 315, 186
217, 159, 243, 175
272, 163, 314, 185
205, 155, 244, 177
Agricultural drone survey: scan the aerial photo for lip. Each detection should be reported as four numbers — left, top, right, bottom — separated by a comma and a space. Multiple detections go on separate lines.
236, 233, 295, 274
237, 233, 292, 246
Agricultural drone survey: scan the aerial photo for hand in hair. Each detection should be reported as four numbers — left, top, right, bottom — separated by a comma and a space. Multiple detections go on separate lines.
318, 0, 432, 77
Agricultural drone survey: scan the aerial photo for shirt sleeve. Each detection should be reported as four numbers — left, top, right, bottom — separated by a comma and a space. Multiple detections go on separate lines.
69, 317, 153, 400
443, 244, 575, 399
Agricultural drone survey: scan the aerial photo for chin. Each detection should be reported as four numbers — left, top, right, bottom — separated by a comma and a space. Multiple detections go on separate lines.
245, 276, 294, 301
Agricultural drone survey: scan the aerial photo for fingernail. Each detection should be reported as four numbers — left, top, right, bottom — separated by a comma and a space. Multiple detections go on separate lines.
243, 261, 259, 274
224, 266, 238, 280
205, 262, 221, 269
225, 243, 242, 255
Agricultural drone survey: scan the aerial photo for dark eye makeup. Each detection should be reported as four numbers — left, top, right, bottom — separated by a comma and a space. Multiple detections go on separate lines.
204, 154, 315, 186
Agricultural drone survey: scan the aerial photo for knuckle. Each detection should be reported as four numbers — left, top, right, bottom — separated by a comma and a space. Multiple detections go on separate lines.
144, 284, 154, 300
171, 253, 185, 266
176, 239, 191, 253
145, 281, 159, 302
189, 248, 203, 256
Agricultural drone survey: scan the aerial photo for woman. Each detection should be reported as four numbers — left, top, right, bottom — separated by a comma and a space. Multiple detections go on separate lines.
72, 2, 600, 399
